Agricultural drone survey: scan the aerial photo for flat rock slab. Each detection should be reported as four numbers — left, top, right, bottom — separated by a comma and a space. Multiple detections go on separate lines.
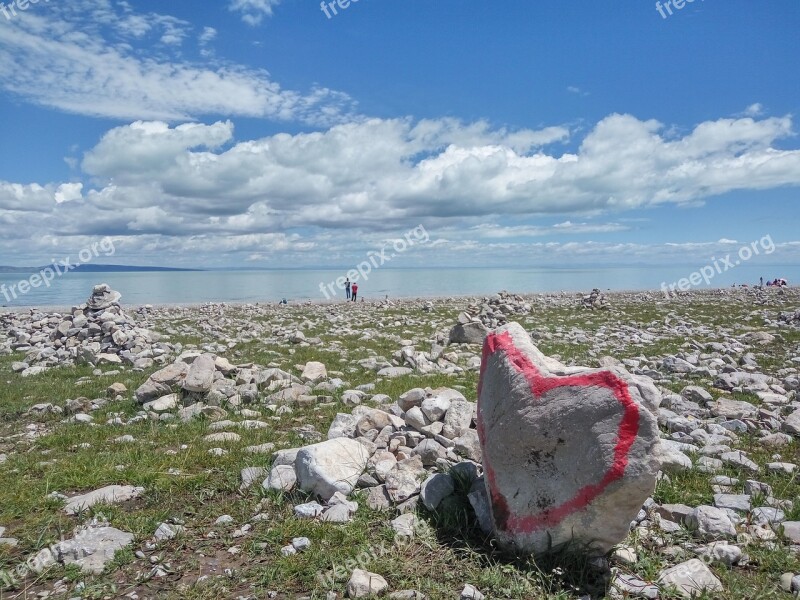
58, 525, 134, 574
477, 322, 661, 555
377, 366, 413, 378
64, 485, 145, 515
658, 559, 723, 598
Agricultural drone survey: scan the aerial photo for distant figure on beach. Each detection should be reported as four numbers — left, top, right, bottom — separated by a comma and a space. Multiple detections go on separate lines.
351, 283, 358, 302
345, 278, 351, 300
760, 276, 764, 288
279, 298, 287, 305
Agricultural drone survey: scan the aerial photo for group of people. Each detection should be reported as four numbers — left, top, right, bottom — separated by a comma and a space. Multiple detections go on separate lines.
765, 277, 788, 287
345, 278, 358, 301
756, 277, 788, 288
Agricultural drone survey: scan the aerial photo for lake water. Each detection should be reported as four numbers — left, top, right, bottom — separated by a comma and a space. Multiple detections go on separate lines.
0, 265, 796, 308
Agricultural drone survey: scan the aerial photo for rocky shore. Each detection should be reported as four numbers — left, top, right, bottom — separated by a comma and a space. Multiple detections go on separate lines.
1, 284, 800, 599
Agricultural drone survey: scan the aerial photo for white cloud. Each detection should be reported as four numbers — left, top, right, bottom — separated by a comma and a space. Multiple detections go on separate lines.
0, 2, 357, 125
199, 26, 217, 57
228, 0, 282, 25
68, 113, 800, 232
743, 103, 764, 117
467, 222, 628, 239
54, 183, 84, 204
0, 112, 799, 267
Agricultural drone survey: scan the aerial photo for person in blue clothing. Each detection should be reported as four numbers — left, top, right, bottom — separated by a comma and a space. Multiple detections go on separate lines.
345, 278, 351, 300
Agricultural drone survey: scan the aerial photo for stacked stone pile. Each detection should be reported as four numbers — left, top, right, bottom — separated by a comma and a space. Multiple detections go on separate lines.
1, 284, 171, 375
448, 291, 531, 344
582, 288, 608, 310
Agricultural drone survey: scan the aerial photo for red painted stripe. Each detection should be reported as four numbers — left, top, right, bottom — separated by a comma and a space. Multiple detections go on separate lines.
477, 330, 641, 533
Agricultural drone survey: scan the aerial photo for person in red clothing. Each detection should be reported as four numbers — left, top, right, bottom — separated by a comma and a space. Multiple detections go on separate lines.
351, 283, 358, 302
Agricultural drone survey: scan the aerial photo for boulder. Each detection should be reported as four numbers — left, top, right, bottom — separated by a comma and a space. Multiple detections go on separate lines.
301, 361, 327, 382
449, 322, 489, 345
183, 353, 216, 393
295, 438, 370, 500
477, 322, 661, 555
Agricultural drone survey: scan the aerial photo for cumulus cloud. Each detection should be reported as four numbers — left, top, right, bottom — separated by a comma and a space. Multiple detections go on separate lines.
1, 112, 799, 267
78, 113, 800, 227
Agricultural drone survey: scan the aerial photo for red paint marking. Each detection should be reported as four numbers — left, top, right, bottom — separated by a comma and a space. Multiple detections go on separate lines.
477, 330, 640, 533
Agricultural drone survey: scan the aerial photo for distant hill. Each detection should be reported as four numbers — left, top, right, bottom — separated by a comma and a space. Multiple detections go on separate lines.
0, 264, 201, 274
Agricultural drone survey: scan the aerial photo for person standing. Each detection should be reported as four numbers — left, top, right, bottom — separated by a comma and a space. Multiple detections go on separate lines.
345, 278, 351, 300
351, 282, 358, 302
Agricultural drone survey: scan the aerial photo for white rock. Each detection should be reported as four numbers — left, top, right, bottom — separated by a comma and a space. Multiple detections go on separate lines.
183, 353, 216, 393
686, 506, 737, 539
154, 522, 184, 541
295, 438, 369, 500
301, 361, 327, 382
63, 485, 144, 515
478, 322, 661, 555
658, 559, 723, 598
346, 569, 389, 598
264, 464, 297, 492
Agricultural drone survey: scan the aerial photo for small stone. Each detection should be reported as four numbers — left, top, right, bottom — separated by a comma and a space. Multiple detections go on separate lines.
460, 584, 485, 600
292, 536, 311, 551
390, 513, 420, 538
658, 559, 723, 598
154, 522, 184, 541
294, 501, 325, 519
346, 569, 389, 598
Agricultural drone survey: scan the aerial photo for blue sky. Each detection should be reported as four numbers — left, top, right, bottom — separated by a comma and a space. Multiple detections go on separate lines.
0, 0, 798, 269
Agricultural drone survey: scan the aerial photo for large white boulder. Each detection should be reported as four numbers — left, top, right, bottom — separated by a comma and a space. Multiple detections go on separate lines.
295, 438, 370, 500
477, 322, 661, 555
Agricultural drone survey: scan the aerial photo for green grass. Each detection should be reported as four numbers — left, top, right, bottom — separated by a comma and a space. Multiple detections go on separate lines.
2, 290, 800, 598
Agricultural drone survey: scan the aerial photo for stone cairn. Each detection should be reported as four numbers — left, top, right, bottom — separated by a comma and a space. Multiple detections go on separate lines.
448, 291, 531, 344
581, 288, 608, 310
1, 284, 170, 375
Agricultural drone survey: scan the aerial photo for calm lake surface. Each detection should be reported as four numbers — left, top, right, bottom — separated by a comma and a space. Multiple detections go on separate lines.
0, 265, 796, 308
